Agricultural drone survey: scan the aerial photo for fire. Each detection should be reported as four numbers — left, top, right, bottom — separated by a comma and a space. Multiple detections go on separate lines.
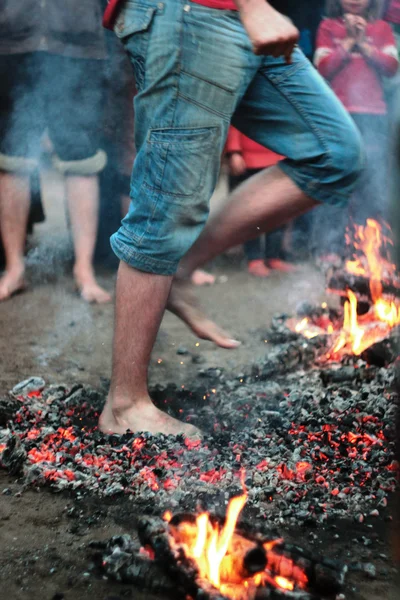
291, 219, 400, 358
294, 318, 319, 339
332, 220, 400, 356
183, 493, 247, 590
275, 576, 294, 591
171, 490, 306, 598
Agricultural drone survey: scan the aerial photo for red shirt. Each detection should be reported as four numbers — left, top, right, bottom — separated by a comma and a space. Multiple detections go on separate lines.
385, 0, 400, 25
103, 0, 237, 29
225, 127, 283, 169
315, 18, 398, 115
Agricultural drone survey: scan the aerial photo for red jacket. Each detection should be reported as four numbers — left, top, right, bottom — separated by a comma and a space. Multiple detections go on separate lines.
315, 18, 398, 115
225, 127, 283, 169
385, 0, 400, 25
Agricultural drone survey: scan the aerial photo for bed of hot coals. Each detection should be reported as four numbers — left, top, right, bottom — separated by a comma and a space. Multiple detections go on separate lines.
0, 315, 398, 528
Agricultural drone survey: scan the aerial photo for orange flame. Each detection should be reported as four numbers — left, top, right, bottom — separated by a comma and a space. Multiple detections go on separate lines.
334, 220, 400, 356
183, 493, 247, 589
293, 219, 399, 358
294, 318, 319, 339
170, 489, 306, 598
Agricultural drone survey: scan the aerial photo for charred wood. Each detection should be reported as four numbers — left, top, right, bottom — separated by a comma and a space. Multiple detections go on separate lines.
251, 337, 330, 381
328, 271, 400, 301
0, 434, 26, 475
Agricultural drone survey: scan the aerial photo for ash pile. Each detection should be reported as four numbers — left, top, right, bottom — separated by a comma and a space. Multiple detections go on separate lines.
0, 313, 398, 527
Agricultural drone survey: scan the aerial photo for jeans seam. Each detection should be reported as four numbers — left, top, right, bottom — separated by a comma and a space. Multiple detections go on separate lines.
135, 6, 184, 250
177, 92, 231, 120
111, 234, 178, 272
180, 68, 235, 94
279, 162, 349, 203
261, 65, 334, 170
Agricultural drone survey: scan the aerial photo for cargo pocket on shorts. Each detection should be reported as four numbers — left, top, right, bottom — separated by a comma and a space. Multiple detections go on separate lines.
113, 2, 157, 91
144, 126, 220, 198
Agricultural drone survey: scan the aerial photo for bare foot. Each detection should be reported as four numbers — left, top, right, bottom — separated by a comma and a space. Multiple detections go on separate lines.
247, 259, 271, 278
74, 267, 112, 304
0, 266, 26, 302
167, 279, 241, 349
191, 269, 216, 286
266, 258, 297, 273
99, 398, 201, 438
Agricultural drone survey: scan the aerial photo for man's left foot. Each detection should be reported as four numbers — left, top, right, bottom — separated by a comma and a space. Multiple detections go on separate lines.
74, 267, 112, 304
191, 269, 216, 286
267, 259, 297, 273
167, 279, 241, 349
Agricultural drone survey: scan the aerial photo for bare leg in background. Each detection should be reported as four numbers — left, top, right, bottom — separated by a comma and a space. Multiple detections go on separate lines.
0, 171, 30, 301
66, 174, 112, 304
100, 167, 318, 435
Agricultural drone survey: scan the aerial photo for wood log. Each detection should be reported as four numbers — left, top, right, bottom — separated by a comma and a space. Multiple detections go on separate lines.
251, 336, 330, 381
328, 271, 400, 301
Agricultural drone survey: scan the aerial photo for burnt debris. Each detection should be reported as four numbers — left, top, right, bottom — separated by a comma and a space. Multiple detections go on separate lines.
0, 316, 398, 528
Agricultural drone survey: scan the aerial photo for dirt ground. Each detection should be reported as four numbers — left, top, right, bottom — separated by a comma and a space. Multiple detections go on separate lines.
0, 172, 398, 599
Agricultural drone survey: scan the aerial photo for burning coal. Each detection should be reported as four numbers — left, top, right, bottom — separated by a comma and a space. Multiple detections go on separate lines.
0, 343, 397, 528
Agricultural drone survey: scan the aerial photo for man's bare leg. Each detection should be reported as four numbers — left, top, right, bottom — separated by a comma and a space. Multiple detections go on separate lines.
168, 167, 318, 340
0, 171, 30, 301
99, 262, 200, 436
66, 174, 112, 304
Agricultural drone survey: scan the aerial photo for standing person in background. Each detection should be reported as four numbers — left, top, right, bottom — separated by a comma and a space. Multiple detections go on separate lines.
226, 126, 296, 277
0, 1, 111, 303
315, 0, 398, 256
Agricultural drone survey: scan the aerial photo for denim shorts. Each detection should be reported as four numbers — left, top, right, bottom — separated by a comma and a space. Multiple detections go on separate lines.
111, 0, 363, 275
0, 53, 106, 174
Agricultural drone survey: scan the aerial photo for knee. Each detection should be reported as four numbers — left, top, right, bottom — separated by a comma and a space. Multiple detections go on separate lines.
328, 123, 364, 193
111, 193, 210, 275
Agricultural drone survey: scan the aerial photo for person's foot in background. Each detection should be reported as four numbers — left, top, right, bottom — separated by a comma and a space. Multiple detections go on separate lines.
247, 259, 271, 278
0, 264, 26, 301
267, 258, 297, 273
74, 264, 112, 304
191, 269, 216, 286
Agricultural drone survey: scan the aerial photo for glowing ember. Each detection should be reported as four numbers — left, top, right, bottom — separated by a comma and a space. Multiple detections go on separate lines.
275, 576, 294, 591
294, 318, 320, 339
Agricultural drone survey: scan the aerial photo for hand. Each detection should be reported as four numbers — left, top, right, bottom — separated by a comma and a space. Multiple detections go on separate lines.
343, 13, 358, 37
238, 1, 299, 63
340, 37, 356, 53
228, 152, 247, 176
359, 42, 374, 58
354, 16, 367, 43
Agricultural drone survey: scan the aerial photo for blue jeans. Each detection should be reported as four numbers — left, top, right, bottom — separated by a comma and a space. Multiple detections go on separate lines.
111, 0, 363, 275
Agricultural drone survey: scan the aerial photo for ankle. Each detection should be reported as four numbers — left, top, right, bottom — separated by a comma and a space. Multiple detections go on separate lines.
106, 391, 151, 414
5, 260, 25, 275
73, 262, 95, 280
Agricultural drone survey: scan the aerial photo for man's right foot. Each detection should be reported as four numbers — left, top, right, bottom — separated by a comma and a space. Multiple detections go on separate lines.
167, 279, 241, 349
99, 398, 201, 438
0, 266, 26, 301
